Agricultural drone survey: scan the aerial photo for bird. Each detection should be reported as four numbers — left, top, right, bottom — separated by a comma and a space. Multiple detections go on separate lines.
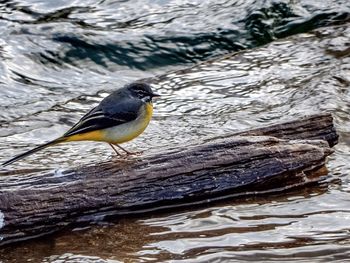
2, 82, 160, 166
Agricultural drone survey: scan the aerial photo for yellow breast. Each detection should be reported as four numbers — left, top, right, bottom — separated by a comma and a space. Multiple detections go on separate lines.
66, 102, 153, 144
105, 102, 153, 144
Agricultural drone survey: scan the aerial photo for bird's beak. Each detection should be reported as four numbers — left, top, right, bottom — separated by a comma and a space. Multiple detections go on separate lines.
151, 93, 161, 97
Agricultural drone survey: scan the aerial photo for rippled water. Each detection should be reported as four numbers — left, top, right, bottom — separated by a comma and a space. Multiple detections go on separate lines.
0, 0, 350, 262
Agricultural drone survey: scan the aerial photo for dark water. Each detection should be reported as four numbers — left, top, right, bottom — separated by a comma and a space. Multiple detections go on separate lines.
0, 0, 350, 262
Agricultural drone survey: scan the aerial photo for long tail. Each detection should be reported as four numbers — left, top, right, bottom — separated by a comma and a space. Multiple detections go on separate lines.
2, 137, 66, 166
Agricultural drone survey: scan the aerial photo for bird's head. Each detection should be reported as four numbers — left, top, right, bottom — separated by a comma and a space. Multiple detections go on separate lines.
126, 82, 160, 103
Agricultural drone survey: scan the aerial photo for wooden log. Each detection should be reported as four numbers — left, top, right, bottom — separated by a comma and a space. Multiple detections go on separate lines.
223, 113, 338, 147
0, 113, 337, 246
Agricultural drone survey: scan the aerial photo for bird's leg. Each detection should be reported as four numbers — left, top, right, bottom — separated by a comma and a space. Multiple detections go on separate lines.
109, 143, 122, 156
115, 144, 143, 156
114, 144, 133, 155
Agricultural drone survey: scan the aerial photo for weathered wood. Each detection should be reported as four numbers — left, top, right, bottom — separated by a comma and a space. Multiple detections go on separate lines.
230, 113, 338, 146
0, 113, 337, 246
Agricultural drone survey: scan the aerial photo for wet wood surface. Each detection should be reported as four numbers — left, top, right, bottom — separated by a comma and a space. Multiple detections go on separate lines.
0, 113, 337, 246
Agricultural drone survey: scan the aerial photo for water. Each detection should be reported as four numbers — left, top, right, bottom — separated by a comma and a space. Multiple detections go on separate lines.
0, 0, 350, 262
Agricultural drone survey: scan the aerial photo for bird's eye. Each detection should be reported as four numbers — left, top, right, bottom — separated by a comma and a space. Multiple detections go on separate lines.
137, 90, 147, 96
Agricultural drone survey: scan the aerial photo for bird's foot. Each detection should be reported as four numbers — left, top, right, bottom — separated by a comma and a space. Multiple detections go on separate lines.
112, 144, 142, 156
126, 151, 143, 156
110, 144, 142, 157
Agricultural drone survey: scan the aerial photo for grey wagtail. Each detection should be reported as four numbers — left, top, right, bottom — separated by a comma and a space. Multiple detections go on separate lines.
2, 82, 160, 166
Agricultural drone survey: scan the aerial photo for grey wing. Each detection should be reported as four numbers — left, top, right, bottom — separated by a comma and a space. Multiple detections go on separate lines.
63, 96, 142, 137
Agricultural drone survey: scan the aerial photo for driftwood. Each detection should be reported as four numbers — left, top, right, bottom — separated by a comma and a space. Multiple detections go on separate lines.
0, 113, 337, 246
228, 113, 338, 146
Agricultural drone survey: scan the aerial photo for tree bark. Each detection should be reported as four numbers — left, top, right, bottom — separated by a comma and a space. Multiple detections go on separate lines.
0, 113, 337, 246
229, 113, 338, 146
